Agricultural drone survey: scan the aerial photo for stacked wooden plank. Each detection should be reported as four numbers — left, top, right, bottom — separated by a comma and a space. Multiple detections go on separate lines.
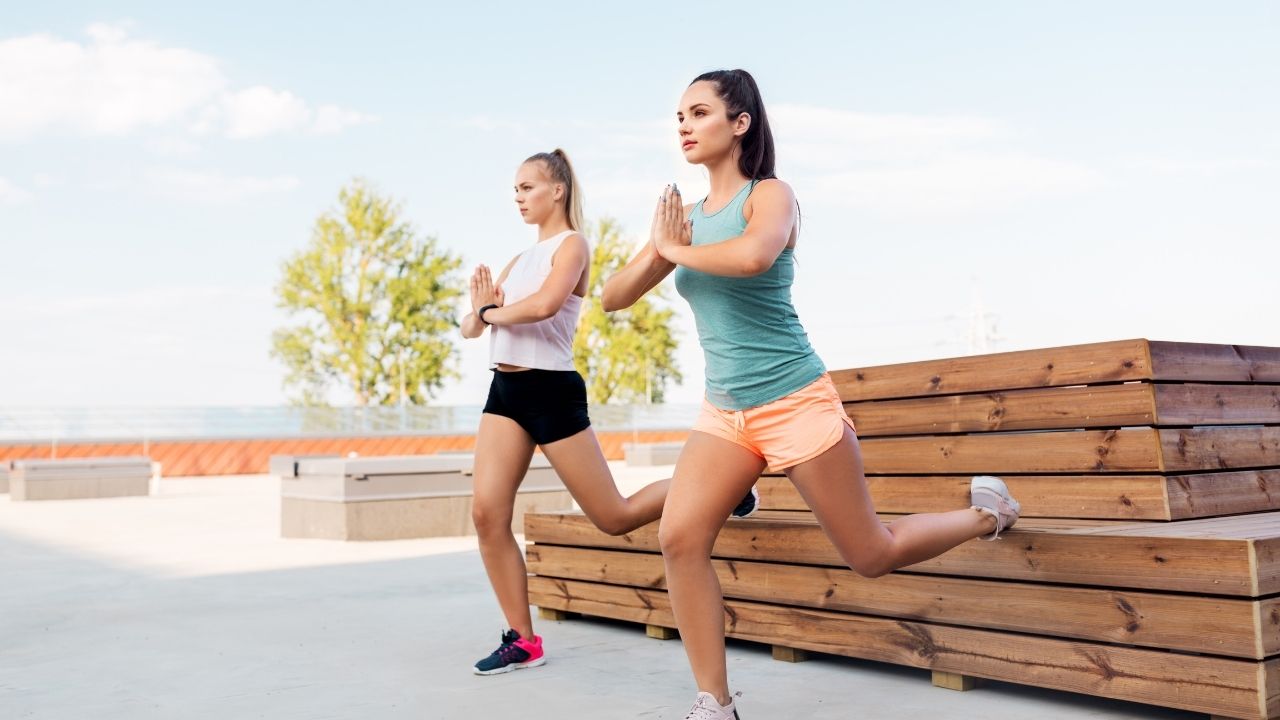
525, 340, 1280, 720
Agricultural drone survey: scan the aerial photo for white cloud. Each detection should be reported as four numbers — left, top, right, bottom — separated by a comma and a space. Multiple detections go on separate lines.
146, 168, 300, 203
311, 104, 377, 135
769, 104, 1104, 215
0, 23, 374, 141
0, 176, 33, 204
219, 86, 312, 139
489, 105, 1101, 223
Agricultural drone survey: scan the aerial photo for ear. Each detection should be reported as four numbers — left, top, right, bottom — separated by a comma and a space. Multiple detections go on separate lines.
553, 183, 565, 201
733, 112, 752, 138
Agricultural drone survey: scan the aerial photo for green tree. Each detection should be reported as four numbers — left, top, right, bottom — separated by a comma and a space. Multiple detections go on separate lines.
573, 218, 682, 404
271, 179, 464, 406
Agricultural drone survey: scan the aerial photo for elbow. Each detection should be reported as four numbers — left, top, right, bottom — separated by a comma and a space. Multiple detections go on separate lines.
601, 283, 632, 312
531, 299, 559, 321
741, 255, 771, 276
601, 290, 625, 313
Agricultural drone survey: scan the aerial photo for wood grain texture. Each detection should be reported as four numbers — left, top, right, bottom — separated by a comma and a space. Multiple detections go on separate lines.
525, 512, 1262, 595
526, 544, 1272, 657
757, 471, 1280, 521
829, 340, 1153, 402
843, 383, 1280, 437
1159, 428, 1280, 473
828, 340, 1280, 403
1148, 342, 1280, 384
858, 429, 1164, 474
529, 577, 1276, 719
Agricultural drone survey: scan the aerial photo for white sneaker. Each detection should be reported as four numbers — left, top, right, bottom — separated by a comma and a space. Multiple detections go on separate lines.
971, 475, 1021, 540
683, 691, 741, 719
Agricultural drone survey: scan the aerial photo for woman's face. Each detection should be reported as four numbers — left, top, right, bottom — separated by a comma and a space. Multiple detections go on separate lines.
676, 81, 749, 165
513, 161, 562, 226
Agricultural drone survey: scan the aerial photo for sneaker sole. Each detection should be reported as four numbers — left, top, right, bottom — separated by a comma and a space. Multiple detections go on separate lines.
472, 656, 546, 676
731, 486, 760, 519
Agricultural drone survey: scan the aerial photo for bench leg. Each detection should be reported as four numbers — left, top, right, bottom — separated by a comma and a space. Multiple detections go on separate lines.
537, 607, 578, 622
646, 624, 678, 640
772, 645, 810, 663
932, 670, 982, 691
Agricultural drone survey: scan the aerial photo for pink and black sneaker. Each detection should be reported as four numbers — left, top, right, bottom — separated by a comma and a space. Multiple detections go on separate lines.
473, 629, 545, 675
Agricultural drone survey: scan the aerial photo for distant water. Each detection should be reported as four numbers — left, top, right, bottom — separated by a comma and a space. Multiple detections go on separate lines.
0, 405, 700, 443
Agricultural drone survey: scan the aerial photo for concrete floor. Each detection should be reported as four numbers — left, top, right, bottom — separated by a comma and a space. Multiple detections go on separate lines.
0, 471, 1204, 719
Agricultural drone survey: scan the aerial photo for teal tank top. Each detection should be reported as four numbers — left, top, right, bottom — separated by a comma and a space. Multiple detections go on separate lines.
674, 180, 826, 411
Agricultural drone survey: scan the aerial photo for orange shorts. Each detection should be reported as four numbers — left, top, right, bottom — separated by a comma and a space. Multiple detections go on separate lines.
692, 373, 856, 470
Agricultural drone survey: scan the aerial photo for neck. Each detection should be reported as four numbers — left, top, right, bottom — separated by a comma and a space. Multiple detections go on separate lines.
704, 151, 750, 201
537, 215, 573, 241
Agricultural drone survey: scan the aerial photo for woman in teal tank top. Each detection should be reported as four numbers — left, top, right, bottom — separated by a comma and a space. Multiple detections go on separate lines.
603, 70, 1021, 720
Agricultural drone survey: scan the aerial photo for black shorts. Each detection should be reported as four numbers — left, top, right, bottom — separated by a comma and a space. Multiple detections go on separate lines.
482, 369, 591, 445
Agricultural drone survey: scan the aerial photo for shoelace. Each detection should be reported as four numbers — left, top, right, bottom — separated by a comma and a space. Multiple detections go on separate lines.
684, 692, 740, 720
494, 642, 525, 662
684, 696, 721, 720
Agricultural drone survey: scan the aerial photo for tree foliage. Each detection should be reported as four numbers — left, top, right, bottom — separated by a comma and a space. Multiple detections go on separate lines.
271, 179, 464, 406
573, 218, 682, 404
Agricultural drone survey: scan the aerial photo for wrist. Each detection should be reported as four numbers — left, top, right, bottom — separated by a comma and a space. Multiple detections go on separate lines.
478, 304, 499, 324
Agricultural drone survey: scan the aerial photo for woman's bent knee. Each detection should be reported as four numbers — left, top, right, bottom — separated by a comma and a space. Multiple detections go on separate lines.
595, 516, 631, 536
472, 502, 514, 538
843, 550, 894, 578
658, 520, 714, 561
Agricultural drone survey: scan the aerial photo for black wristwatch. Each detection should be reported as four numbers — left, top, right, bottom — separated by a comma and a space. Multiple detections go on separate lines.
478, 304, 499, 324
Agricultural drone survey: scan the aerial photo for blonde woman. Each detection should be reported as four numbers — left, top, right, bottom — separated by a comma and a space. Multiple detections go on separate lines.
461, 149, 758, 676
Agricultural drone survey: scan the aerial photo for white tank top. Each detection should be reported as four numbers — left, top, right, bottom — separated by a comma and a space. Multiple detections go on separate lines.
489, 230, 584, 371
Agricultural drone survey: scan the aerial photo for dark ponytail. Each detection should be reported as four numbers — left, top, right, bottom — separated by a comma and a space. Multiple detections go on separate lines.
690, 69, 775, 180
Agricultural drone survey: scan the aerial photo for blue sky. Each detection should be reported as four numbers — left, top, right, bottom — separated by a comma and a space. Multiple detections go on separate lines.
1, 2, 1277, 406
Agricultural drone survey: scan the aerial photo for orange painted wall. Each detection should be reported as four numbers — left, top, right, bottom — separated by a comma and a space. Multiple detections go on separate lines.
0, 430, 690, 477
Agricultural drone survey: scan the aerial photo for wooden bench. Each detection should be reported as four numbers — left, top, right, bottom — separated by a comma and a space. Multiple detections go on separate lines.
281, 453, 572, 540
526, 339, 1280, 720
624, 442, 683, 466
9, 457, 154, 501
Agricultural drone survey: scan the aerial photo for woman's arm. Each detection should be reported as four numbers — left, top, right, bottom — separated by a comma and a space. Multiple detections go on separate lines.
478, 234, 589, 327
656, 180, 796, 277
600, 195, 695, 311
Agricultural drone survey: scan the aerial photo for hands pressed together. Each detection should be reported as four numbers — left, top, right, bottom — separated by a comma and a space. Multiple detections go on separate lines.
470, 264, 504, 318
651, 183, 692, 261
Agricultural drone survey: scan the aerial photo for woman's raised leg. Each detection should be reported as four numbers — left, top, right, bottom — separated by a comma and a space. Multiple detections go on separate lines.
784, 425, 995, 578
540, 427, 668, 536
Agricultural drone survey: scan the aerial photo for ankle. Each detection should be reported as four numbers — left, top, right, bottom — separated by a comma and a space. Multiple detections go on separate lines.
972, 505, 998, 532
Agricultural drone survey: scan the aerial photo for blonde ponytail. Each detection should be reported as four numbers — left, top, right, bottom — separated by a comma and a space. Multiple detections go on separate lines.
526, 148, 584, 232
